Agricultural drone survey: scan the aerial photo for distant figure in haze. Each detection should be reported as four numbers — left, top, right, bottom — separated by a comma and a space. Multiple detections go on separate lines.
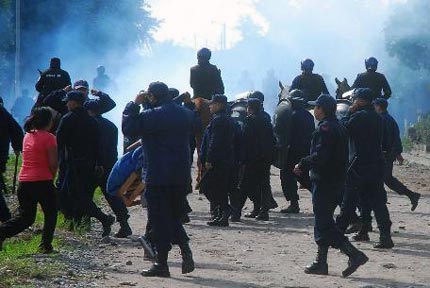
190, 48, 224, 100
11, 89, 34, 126
93, 65, 114, 92
35, 57, 71, 107
290, 58, 329, 102
351, 57, 391, 100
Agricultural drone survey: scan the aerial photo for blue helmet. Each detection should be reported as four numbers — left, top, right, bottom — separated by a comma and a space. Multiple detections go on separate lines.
365, 57, 378, 71
301, 58, 314, 72
197, 48, 211, 60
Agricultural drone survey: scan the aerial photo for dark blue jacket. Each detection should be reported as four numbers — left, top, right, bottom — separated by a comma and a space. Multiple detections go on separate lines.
122, 99, 193, 186
242, 111, 275, 164
200, 109, 236, 167
352, 71, 391, 100
35, 67, 71, 101
56, 107, 100, 164
341, 105, 384, 180
43, 90, 116, 116
380, 111, 402, 161
290, 73, 329, 102
0, 107, 24, 171
93, 115, 118, 169
288, 107, 315, 164
299, 117, 348, 184
190, 62, 224, 100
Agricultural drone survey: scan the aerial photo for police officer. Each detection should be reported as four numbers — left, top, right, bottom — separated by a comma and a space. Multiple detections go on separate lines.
35, 57, 71, 106
294, 94, 368, 277
336, 88, 394, 249
247, 91, 278, 211
351, 57, 391, 100
0, 104, 23, 222
200, 94, 236, 227
42, 80, 116, 117
238, 98, 276, 221
93, 65, 115, 92
290, 59, 329, 102
373, 98, 420, 210
56, 91, 115, 236
85, 100, 132, 238
190, 48, 225, 100
123, 81, 195, 277
280, 90, 315, 214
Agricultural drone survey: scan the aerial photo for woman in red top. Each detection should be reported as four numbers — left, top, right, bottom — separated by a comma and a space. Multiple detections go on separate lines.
0, 107, 58, 253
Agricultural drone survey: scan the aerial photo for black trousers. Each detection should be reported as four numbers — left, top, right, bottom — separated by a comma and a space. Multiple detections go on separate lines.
202, 165, 231, 212
238, 161, 272, 210
280, 160, 311, 202
384, 160, 413, 197
0, 174, 11, 222
93, 168, 129, 223
0, 181, 57, 246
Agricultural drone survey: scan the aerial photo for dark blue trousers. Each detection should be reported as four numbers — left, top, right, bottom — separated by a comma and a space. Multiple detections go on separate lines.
312, 182, 346, 248
145, 185, 189, 253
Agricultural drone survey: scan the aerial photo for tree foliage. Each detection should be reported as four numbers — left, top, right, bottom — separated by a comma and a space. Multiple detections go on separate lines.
385, 0, 430, 72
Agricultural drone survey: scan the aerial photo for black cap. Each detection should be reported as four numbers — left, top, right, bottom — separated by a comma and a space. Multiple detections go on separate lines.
308, 94, 336, 111
372, 97, 388, 109
83, 99, 100, 112
351, 88, 373, 103
249, 91, 264, 102
168, 88, 180, 99
64, 91, 85, 104
247, 98, 261, 110
148, 81, 169, 99
73, 80, 89, 90
50, 57, 61, 69
209, 94, 228, 105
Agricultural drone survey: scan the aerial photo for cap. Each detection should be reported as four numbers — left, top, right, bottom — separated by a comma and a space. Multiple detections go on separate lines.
209, 94, 228, 105
308, 94, 336, 111
247, 98, 261, 111
148, 81, 169, 98
83, 99, 100, 112
168, 88, 180, 99
372, 97, 388, 108
73, 80, 89, 90
351, 88, 373, 102
64, 91, 85, 104
249, 91, 264, 102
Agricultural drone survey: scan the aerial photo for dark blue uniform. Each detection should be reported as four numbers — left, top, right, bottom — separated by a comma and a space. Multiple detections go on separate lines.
200, 109, 236, 214
35, 67, 71, 106
352, 71, 391, 100
0, 107, 23, 222
380, 111, 418, 203
336, 106, 392, 236
123, 98, 194, 254
238, 111, 275, 214
56, 107, 112, 225
290, 73, 329, 102
280, 105, 314, 205
190, 63, 224, 100
43, 90, 116, 116
298, 117, 348, 248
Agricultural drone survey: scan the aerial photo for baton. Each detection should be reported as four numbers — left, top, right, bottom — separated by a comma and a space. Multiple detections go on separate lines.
12, 154, 19, 194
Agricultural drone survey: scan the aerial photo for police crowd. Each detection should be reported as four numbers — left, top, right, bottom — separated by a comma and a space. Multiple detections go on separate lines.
0, 49, 421, 279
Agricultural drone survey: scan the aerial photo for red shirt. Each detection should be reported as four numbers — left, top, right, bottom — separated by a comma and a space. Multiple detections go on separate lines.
19, 130, 57, 182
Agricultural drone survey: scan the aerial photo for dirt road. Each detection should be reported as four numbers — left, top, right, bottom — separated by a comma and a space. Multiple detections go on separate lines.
70, 155, 429, 288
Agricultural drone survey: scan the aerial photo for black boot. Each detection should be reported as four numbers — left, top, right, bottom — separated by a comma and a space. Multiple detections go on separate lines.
115, 219, 132, 238
280, 200, 300, 214
208, 209, 230, 227
101, 215, 115, 237
141, 251, 170, 277
339, 240, 368, 277
409, 192, 421, 212
256, 209, 269, 221
207, 207, 221, 225
374, 226, 394, 249
304, 245, 328, 275
179, 242, 195, 274
244, 203, 260, 218
352, 225, 370, 242
345, 220, 362, 234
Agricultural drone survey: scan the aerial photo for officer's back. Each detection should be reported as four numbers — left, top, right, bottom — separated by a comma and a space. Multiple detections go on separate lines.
122, 82, 193, 186
35, 57, 71, 100
290, 59, 329, 102
352, 57, 391, 100
290, 98, 315, 157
